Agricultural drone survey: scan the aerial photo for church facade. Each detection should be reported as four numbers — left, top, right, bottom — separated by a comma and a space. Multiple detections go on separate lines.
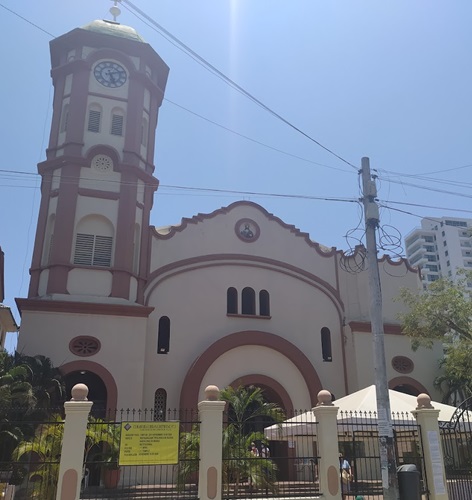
16, 19, 443, 413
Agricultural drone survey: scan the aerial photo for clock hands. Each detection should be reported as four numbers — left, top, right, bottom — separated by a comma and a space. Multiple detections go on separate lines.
107, 69, 118, 84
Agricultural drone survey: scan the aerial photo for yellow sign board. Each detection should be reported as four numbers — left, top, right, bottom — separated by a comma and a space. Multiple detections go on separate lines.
118, 421, 179, 465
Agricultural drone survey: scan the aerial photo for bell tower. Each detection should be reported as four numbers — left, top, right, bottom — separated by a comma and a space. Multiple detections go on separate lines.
27, 13, 169, 304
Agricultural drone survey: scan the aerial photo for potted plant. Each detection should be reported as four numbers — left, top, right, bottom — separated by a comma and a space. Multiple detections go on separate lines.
95, 423, 121, 489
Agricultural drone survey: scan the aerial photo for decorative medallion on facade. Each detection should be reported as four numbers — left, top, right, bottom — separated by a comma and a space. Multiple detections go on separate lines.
69, 336, 101, 357
391, 355, 414, 374
91, 154, 113, 174
235, 219, 260, 242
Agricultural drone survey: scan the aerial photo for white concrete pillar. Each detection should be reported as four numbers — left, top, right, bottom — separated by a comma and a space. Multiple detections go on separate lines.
413, 393, 449, 500
312, 390, 342, 500
198, 385, 226, 500
55, 384, 93, 500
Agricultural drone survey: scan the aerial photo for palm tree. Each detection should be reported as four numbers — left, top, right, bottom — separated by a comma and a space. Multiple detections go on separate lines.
177, 385, 284, 495
12, 416, 116, 499
221, 385, 284, 495
14, 353, 65, 410
0, 350, 36, 463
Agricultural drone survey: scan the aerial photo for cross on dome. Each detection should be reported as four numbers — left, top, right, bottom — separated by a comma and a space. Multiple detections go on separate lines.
110, 0, 122, 22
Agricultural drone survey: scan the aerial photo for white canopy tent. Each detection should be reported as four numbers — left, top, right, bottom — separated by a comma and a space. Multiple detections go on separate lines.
265, 385, 459, 440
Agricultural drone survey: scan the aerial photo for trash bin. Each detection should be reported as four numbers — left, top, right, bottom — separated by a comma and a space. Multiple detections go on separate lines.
397, 464, 421, 500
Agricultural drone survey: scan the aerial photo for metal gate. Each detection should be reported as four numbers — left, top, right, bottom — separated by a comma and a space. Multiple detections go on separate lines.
440, 397, 472, 500
337, 411, 428, 498
0, 408, 64, 500
81, 408, 200, 500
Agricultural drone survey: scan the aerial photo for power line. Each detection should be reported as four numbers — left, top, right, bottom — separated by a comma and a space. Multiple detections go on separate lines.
380, 162, 472, 177
0, 3, 355, 175
121, 0, 358, 171
164, 99, 354, 174
379, 200, 472, 215
0, 2, 56, 37
376, 176, 472, 200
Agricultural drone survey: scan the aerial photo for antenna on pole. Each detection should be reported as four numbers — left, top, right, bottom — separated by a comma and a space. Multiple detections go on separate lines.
110, 0, 122, 22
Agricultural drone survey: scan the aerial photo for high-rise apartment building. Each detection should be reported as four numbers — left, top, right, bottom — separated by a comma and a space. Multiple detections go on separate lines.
405, 217, 472, 289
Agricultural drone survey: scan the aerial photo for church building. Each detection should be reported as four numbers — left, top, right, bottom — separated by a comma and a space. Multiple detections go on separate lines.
16, 15, 444, 414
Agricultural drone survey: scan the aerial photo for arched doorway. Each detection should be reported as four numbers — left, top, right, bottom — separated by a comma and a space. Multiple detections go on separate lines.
64, 370, 108, 418
60, 360, 118, 412
392, 384, 420, 396
227, 376, 295, 482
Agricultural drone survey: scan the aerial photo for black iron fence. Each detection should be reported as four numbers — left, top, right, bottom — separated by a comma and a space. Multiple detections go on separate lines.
0, 407, 64, 500
337, 410, 427, 498
81, 408, 200, 500
440, 398, 472, 500
222, 410, 320, 499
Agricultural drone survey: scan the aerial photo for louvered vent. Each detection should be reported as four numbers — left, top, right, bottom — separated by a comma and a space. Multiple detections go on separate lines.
111, 114, 123, 136
93, 236, 113, 267
87, 110, 101, 132
74, 234, 94, 265
73, 233, 112, 267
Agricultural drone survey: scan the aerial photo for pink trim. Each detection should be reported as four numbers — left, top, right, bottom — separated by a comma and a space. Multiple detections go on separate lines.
47, 164, 80, 295
60, 360, 118, 411
235, 218, 261, 243
228, 374, 294, 414
389, 376, 428, 396
16, 298, 154, 318
60, 469, 78, 500
69, 336, 101, 357
349, 321, 404, 335
145, 255, 344, 315
152, 201, 336, 258
179, 330, 322, 410
28, 172, 53, 297
227, 313, 271, 320
78, 188, 120, 200
111, 170, 136, 299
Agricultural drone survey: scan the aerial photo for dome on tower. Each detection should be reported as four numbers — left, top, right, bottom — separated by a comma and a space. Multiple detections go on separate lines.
80, 19, 146, 43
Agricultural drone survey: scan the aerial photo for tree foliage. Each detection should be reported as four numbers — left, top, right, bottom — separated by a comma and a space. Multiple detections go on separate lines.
398, 270, 472, 404
177, 385, 284, 494
0, 350, 65, 464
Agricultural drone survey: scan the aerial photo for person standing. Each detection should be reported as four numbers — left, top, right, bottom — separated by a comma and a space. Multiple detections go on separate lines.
260, 443, 270, 458
339, 453, 352, 498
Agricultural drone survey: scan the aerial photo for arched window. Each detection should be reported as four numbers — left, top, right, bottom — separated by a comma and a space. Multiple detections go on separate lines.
60, 103, 69, 133
227, 287, 238, 314
133, 223, 141, 275
42, 214, 56, 266
141, 117, 149, 147
154, 388, 167, 421
241, 287, 255, 315
158, 316, 170, 354
110, 107, 125, 136
259, 290, 270, 316
87, 103, 102, 133
73, 215, 114, 267
321, 327, 332, 362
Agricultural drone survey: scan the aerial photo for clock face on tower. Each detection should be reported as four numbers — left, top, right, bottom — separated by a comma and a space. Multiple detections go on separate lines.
93, 61, 127, 88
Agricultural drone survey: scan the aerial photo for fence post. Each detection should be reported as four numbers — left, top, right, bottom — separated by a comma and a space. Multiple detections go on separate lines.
412, 393, 448, 500
198, 385, 226, 500
312, 389, 342, 500
55, 383, 93, 500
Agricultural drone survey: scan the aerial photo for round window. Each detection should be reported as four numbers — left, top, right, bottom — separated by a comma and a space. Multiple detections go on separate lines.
69, 336, 101, 357
91, 154, 113, 173
391, 356, 414, 374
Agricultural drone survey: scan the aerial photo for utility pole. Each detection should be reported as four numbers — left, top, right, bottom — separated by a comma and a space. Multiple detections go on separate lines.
360, 157, 399, 500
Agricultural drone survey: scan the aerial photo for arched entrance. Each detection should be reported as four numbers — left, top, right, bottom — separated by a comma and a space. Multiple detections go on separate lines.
389, 376, 428, 397
227, 375, 296, 482
64, 371, 107, 418
60, 360, 118, 414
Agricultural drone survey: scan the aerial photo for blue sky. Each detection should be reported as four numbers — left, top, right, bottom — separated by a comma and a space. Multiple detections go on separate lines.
1, 1, 471, 351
